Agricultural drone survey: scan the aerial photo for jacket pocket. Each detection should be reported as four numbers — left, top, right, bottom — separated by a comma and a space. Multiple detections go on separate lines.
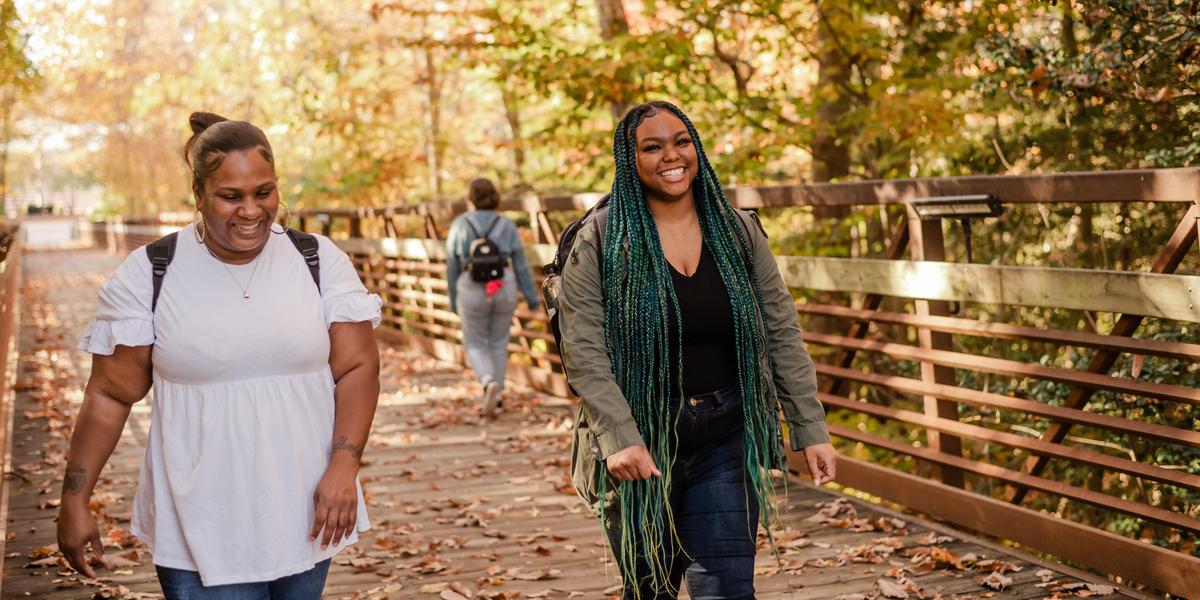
570, 405, 600, 506
572, 404, 621, 512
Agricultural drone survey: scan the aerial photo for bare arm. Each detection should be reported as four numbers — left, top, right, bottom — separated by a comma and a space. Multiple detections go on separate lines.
309, 321, 380, 548
57, 345, 152, 576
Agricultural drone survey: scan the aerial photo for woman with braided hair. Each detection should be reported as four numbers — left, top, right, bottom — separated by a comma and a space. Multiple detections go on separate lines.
559, 101, 837, 599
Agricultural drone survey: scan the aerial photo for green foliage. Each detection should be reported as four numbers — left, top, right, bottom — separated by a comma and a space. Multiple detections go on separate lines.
977, 0, 1200, 170
0, 0, 41, 197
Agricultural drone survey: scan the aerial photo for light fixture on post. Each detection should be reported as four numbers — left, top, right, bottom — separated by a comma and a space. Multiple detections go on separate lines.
910, 194, 1003, 263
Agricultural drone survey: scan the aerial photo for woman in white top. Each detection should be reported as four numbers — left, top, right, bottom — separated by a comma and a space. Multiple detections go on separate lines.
56, 112, 382, 599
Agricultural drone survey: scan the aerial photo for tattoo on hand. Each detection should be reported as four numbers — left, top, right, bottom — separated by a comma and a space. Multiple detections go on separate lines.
64, 464, 87, 495
332, 435, 363, 459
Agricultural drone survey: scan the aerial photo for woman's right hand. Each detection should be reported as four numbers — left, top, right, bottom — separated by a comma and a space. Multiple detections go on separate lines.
57, 501, 103, 577
605, 445, 662, 480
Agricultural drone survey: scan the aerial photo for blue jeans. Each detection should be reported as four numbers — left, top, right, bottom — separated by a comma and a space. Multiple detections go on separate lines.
155, 559, 331, 600
456, 270, 518, 389
609, 385, 759, 600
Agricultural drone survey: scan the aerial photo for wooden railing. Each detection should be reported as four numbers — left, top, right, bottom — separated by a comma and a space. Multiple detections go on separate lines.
0, 223, 24, 576
90, 168, 1200, 596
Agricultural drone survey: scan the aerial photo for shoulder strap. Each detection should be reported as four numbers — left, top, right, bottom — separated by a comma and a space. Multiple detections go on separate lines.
464, 214, 482, 239
733, 209, 762, 264
285, 228, 321, 292
592, 207, 609, 304
592, 207, 609, 268
482, 214, 503, 240
147, 232, 178, 312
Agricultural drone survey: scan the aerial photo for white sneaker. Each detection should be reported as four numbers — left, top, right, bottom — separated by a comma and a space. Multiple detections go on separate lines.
484, 380, 501, 417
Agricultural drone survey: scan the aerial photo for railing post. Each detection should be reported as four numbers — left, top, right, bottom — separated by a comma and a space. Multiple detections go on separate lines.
906, 205, 964, 488
534, 210, 558, 245
383, 207, 399, 239
422, 210, 440, 241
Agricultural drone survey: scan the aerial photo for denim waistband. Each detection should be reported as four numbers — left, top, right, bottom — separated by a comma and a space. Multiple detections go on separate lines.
672, 383, 739, 406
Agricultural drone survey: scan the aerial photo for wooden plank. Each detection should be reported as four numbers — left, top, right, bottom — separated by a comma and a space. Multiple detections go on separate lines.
803, 332, 1200, 405
812, 363, 1200, 448
816, 393, 1200, 492
729, 167, 1200, 208
305, 169, 1200, 220
777, 256, 1200, 323
798, 303, 1200, 361
827, 424, 1200, 533
814, 456, 1200, 599
0, 235, 23, 588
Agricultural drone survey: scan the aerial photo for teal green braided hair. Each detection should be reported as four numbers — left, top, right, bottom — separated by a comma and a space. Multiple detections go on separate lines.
600, 101, 786, 594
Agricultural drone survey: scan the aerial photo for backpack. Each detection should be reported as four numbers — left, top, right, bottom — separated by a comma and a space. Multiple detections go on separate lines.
464, 214, 507, 283
540, 196, 763, 394
146, 228, 320, 312
541, 194, 611, 395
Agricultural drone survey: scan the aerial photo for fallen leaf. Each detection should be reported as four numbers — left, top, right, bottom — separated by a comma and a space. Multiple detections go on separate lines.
979, 572, 1013, 591
877, 578, 909, 599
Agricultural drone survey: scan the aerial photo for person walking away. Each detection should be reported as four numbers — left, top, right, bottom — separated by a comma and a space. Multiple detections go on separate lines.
446, 178, 541, 416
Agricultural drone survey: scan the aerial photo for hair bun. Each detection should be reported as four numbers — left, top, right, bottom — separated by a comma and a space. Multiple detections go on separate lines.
188, 112, 229, 135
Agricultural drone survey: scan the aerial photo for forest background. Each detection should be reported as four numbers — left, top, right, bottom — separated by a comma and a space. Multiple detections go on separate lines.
1, 0, 1198, 560
3, 0, 1197, 217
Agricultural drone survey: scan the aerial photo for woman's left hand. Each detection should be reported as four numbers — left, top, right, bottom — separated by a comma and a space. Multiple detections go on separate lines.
803, 442, 838, 486
310, 462, 359, 549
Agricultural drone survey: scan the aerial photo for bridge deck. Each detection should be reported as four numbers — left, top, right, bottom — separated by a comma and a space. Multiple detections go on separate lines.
0, 249, 1135, 599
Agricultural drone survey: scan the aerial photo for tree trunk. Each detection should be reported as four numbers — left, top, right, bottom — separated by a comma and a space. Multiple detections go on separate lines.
594, 0, 631, 122
0, 91, 12, 205
811, 4, 853, 218
421, 46, 443, 199
499, 77, 528, 189
1061, 1, 1094, 247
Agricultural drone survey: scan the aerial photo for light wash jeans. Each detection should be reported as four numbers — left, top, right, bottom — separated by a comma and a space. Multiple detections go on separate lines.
456, 270, 518, 390
156, 559, 331, 600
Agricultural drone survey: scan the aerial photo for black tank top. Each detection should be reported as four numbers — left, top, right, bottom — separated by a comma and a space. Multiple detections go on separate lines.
667, 244, 738, 398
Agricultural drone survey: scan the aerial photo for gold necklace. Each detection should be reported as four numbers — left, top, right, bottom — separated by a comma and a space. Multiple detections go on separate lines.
204, 243, 264, 299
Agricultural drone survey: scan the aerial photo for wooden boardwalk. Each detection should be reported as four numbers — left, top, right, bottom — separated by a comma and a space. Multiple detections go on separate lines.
0, 249, 1138, 600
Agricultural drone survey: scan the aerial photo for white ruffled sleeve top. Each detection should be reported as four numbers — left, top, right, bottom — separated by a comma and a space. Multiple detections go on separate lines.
79, 224, 382, 586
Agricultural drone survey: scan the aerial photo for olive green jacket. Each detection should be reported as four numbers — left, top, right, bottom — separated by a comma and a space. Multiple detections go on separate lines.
559, 208, 830, 507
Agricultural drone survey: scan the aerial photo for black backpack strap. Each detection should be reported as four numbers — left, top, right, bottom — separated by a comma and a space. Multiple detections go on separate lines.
592, 207, 609, 304
592, 208, 608, 272
732, 209, 762, 265
466, 212, 502, 242
147, 232, 178, 312
464, 214, 482, 239
482, 214, 503, 240
285, 228, 321, 292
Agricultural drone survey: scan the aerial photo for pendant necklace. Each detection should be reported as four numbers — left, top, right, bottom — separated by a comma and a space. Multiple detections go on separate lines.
205, 243, 263, 299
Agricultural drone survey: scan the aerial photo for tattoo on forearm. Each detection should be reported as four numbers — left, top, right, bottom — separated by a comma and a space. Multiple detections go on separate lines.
64, 464, 87, 495
332, 436, 364, 459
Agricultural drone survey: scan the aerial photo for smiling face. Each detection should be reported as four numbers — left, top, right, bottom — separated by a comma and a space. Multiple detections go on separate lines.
195, 149, 279, 262
634, 111, 699, 205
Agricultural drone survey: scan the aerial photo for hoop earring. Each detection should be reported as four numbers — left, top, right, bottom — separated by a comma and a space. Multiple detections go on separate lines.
193, 210, 207, 243
273, 200, 291, 234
